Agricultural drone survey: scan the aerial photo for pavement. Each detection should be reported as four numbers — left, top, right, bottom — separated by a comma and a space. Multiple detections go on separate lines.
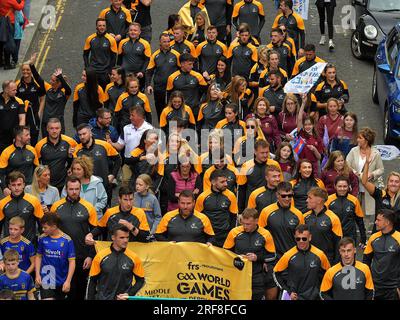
0, 0, 49, 83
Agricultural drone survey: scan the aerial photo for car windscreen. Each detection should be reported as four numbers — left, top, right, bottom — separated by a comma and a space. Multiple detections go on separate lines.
368, 0, 400, 11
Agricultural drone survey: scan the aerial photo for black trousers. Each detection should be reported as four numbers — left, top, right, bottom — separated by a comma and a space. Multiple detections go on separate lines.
68, 258, 90, 300
317, 4, 335, 39
374, 288, 400, 300
154, 89, 167, 119
96, 72, 110, 90
317, 3, 335, 39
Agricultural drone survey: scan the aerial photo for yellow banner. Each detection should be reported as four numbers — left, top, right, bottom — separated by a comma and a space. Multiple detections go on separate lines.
95, 242, 252, 300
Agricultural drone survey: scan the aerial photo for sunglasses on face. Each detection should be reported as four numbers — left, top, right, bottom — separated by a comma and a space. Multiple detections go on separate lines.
279, 193, 293, 198
246, 125, 255, 129
295, 237, 308, 242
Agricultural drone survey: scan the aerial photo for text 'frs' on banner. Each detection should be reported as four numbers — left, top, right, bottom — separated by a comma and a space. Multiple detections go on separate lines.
95, 241, 252, 300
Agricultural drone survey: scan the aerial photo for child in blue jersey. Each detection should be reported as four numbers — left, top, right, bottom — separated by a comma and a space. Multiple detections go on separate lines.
0, 217, 36, 274
35, 213, 76, 300
0, 249, 36, 300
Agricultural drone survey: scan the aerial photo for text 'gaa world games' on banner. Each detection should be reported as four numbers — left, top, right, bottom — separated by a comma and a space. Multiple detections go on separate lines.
95, 241, 252, 300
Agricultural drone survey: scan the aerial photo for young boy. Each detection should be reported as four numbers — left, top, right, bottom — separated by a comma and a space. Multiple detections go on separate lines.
0, 249, 36, 300
35, 213, 76, 300
0, 217, 36, 274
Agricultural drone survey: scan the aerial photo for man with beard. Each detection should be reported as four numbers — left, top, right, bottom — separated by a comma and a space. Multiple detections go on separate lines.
83, 18, 118, 89
195, 169, 238, 247
35, 118, 77, 192
74, 124, 121, 206
259, 70, 286, 118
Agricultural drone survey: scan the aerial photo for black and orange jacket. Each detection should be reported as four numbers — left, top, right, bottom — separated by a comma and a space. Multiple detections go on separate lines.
0, 193, 43, 242
83, 32, 118, 73
118, 37, 151, 74
155, 209, 215, 244
115, 91, 152, 128
259, 202, 304, 256
320, 261, 374, 300
87, 245, 144, 300
274, 245, 330, 300
35, 135, 77, 188
195, 188, 238, 232
91, 205, 150, 242
224, 225, 276, 284
0, 144, 39, 188
304, 206, 343, 264
290, 177, 325, 214
363, 229, 400, 290
74, 139, 121, 187
51, 197, 97, 259
99, 5, 132, 39
145, 48, 180, 91
326, 193, 366, 243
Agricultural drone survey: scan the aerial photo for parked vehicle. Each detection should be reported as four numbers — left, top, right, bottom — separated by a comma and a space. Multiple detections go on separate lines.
351, 0, 400, 59
373, 23, 400, 143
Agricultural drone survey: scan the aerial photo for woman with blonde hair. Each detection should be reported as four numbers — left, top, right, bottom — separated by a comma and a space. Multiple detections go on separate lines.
249, 46, 270, 91
159, 132, 198, 214
62, 155, 107, 219
190, 11, 209, 46
134, 174, 162, 235
277, 93, 304, 141
25, 165, 60, 213
233, 117, 266, 166
362, 150, 400, 232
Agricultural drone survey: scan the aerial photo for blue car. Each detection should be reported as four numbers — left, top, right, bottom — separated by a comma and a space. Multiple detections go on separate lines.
373, 23, 400, 144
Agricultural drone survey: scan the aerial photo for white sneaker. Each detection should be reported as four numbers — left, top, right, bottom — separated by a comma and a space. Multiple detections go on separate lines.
319, 35, 326, 45
26, 22, 35, 27
329, 39, 335, 49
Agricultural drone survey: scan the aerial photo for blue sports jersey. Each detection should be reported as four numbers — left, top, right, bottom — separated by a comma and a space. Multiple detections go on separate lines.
0, 270, 35, 300
37, 233, 75, 287
0, 237, 36, 272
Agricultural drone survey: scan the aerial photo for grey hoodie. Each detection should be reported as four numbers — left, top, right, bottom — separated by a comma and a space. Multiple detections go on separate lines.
62, 175, 107, 219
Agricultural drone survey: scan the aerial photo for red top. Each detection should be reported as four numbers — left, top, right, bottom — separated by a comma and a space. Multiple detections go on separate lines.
246, 113, 282, 147
317, 113, 344, 141
0, 0, 25, 24
321, 168, 359, 196
298, 129, 325, 176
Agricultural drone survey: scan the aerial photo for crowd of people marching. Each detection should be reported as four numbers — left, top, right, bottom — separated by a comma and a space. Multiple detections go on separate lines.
0, 0, 399, 301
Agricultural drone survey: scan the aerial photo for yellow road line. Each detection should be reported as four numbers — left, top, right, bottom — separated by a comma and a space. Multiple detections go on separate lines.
38, 46, 51, 74
36, 0, 66, 71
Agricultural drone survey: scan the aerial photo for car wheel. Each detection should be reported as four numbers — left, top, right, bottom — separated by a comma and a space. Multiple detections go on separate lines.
351, 30, 364, 60
383, 105, 394, 144
372, 67, 379, 104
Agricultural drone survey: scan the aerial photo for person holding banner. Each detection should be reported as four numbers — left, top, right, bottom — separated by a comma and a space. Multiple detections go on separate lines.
224, 208, 277, 300
155, 190, 215, 244
291, 44, 325, 78
86, 224, 145, 300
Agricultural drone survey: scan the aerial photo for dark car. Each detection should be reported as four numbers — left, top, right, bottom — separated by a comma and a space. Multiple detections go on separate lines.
372, 23, 400, 143
351, 0, 400, 59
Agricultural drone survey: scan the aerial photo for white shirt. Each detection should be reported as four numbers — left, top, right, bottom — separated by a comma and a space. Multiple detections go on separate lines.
118, 121, 153, 157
